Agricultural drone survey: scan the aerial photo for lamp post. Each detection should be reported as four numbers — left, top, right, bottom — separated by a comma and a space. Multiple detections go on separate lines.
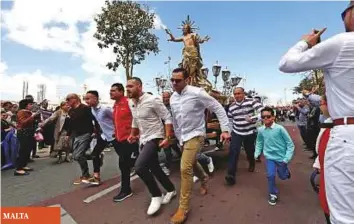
154, 77, 167, 94
221, 67, 231, 95
212, 61, 221, 89
201, 67, 209, 79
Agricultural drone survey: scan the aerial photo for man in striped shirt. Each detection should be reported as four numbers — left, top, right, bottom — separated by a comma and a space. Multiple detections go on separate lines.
225, 87, 263, 186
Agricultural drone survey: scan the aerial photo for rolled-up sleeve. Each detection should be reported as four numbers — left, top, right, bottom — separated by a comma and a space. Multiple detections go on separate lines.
153, 97, 172, 125
199, 89, 229, 132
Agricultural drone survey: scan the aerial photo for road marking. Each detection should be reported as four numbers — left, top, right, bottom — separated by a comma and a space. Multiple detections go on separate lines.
83, 175, 139, 204
48, 204, 78, 224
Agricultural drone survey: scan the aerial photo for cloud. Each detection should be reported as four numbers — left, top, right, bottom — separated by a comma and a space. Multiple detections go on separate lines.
0, 62, 79, 103
1, 0, 166, 77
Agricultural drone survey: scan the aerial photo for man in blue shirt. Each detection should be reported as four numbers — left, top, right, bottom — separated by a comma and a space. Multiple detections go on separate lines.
255, 107, 294, 206
84, 90, 115, 185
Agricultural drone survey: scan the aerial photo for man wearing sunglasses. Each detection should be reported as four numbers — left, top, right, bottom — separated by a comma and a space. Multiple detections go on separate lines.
279, 2, 354, 223
254, 107, 294, 206
168, 67, 230, 224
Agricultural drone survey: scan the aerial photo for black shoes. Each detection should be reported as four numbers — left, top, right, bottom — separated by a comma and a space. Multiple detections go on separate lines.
113, 191, 133, 202
225, 175, 236, 186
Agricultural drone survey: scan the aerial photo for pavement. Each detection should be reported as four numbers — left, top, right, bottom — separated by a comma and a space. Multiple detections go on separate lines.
1, 122, 326, 224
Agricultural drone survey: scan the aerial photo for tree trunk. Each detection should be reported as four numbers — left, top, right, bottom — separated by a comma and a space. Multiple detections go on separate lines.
125, 54, 130, 81
130, 63, 133, 78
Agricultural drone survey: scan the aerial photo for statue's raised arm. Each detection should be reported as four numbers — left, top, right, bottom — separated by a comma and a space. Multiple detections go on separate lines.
165, 29, 183, 42
167, 15, 213, 92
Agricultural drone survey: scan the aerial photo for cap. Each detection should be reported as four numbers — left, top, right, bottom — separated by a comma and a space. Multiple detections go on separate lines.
342, 1, 354, 20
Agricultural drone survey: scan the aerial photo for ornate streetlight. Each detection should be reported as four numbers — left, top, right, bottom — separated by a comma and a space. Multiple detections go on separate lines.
154, 77, 167, 94
221, 67, 231, 95
212, 61, 221, 89
231, 76, 242, 87
201, 67, 209, 79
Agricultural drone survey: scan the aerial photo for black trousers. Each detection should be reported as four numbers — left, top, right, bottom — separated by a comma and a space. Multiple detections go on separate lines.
16, 129, 34, 170
112, 140, 138, 193
135, 139, 175, 197
227, 132, 256, 177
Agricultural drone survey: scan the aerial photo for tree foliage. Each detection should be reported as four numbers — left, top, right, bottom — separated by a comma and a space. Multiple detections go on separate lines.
293, 69, 325, 95
94, 0, 159, 80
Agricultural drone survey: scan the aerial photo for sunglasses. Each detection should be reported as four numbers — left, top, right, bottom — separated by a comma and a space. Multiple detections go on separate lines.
170, 78, 183, 83
261, 115, 272, 119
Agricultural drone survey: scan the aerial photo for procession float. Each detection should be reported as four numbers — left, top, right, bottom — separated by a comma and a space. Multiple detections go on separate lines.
164, 16, 245, 150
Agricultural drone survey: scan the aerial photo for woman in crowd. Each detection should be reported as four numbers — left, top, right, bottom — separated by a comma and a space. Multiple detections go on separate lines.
15, 99, 40, 176
39, 101, 72, 164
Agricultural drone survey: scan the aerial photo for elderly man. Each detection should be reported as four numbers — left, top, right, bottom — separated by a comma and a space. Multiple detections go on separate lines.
66, 93, 100, 185
279, 2, 354, 223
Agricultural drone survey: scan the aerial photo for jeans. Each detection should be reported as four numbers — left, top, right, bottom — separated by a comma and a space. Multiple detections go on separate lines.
135, 139, 175, 197
227, 132, 256, 177
197, 152, 210, 166
266, 159, 290, 195
179, 136, 208, 211
112, 140, 138, 193
72, 133, 92, 178
89, 136, 107, 173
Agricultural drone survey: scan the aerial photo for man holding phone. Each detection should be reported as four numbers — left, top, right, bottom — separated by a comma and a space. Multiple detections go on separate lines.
279, 2, 354, 223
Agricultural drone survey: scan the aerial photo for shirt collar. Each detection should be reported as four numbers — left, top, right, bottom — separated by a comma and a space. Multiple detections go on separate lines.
265, 122, 275, 129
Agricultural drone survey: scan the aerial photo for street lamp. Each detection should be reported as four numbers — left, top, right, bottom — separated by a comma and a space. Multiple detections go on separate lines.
231, 76, 242, 87
212, 61, 221, 89
201, 67, 209, 79
222, 67, 231, 83
160, 78, 167, 93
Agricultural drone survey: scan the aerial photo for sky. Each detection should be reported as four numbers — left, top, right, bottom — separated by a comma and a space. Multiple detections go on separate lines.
0, 0, 349, 105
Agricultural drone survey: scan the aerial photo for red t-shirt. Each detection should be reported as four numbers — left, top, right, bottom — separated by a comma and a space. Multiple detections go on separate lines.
113, 97, 133, 142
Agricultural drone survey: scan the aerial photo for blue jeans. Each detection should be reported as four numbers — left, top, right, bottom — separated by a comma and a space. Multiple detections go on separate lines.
266, 159, 290, 195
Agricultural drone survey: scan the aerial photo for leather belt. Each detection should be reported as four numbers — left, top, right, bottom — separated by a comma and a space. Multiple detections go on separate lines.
333, 117, 354, 126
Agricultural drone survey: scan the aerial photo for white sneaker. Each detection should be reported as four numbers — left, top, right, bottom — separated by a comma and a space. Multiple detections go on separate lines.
193, 176, 199, 183
162, 191, 176, 204
207, 157, 214, 173
147, 196, 162, 215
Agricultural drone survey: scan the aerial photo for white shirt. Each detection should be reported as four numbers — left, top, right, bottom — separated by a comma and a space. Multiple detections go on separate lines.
170, 85, 229, 145
279, 32, 354, 119
129, 93, 172, 145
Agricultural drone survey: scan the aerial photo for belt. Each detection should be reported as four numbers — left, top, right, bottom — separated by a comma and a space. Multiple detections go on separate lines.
333, 117, 354, 126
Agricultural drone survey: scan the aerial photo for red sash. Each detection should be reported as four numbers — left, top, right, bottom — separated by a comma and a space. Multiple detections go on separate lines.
318, 128, 331, 215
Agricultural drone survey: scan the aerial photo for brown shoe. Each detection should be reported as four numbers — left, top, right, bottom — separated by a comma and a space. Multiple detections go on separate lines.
200, 176, 209, 195
87, 176, 101, 185
170, 208, 188, 224
73, 176, 89, 185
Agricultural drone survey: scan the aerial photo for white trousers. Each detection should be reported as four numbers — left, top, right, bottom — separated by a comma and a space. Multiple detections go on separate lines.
324, 125, 354, 224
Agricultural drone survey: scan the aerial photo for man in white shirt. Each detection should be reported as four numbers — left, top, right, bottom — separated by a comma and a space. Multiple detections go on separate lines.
279, 3, 354, 223
168, 68, 231, 224
126, 77, 176, 216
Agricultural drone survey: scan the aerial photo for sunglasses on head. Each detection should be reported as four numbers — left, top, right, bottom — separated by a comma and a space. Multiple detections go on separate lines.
261, 115, 272, 119
170, 78, 183, 83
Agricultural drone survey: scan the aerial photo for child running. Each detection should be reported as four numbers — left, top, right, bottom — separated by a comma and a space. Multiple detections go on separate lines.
254, 107, 295, 205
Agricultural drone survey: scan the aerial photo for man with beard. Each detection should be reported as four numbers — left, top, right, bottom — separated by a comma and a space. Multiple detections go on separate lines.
126, 77, 176, 216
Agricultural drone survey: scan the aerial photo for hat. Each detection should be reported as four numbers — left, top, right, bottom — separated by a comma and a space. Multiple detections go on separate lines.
342, 1, 354, 20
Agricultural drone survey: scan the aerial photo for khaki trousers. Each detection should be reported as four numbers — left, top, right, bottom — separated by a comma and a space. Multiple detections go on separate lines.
179, 136, 208, 211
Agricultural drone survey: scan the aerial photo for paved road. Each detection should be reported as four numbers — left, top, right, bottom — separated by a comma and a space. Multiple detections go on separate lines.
1, 123, 325, 223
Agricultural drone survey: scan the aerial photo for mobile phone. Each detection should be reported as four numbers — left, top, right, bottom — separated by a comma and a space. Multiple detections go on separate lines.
314, 29, 321, 43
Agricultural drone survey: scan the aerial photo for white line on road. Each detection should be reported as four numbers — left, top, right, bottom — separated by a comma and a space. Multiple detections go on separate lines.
83, 175, 139, 204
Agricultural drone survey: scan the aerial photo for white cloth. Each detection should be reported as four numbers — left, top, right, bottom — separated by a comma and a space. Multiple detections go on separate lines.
170, 85, 229, 145
279, 32, 354, 119
129, 93, 172, 145
279, 33, 354, 223
324, 125, 354, 224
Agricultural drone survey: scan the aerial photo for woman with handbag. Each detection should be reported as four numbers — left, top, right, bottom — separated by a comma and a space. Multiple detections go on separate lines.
15, 99, 40, 176
39, 101, 71, 164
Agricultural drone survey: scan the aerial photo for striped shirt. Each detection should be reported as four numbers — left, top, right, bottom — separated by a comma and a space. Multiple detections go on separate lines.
227, 99, 263, 136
